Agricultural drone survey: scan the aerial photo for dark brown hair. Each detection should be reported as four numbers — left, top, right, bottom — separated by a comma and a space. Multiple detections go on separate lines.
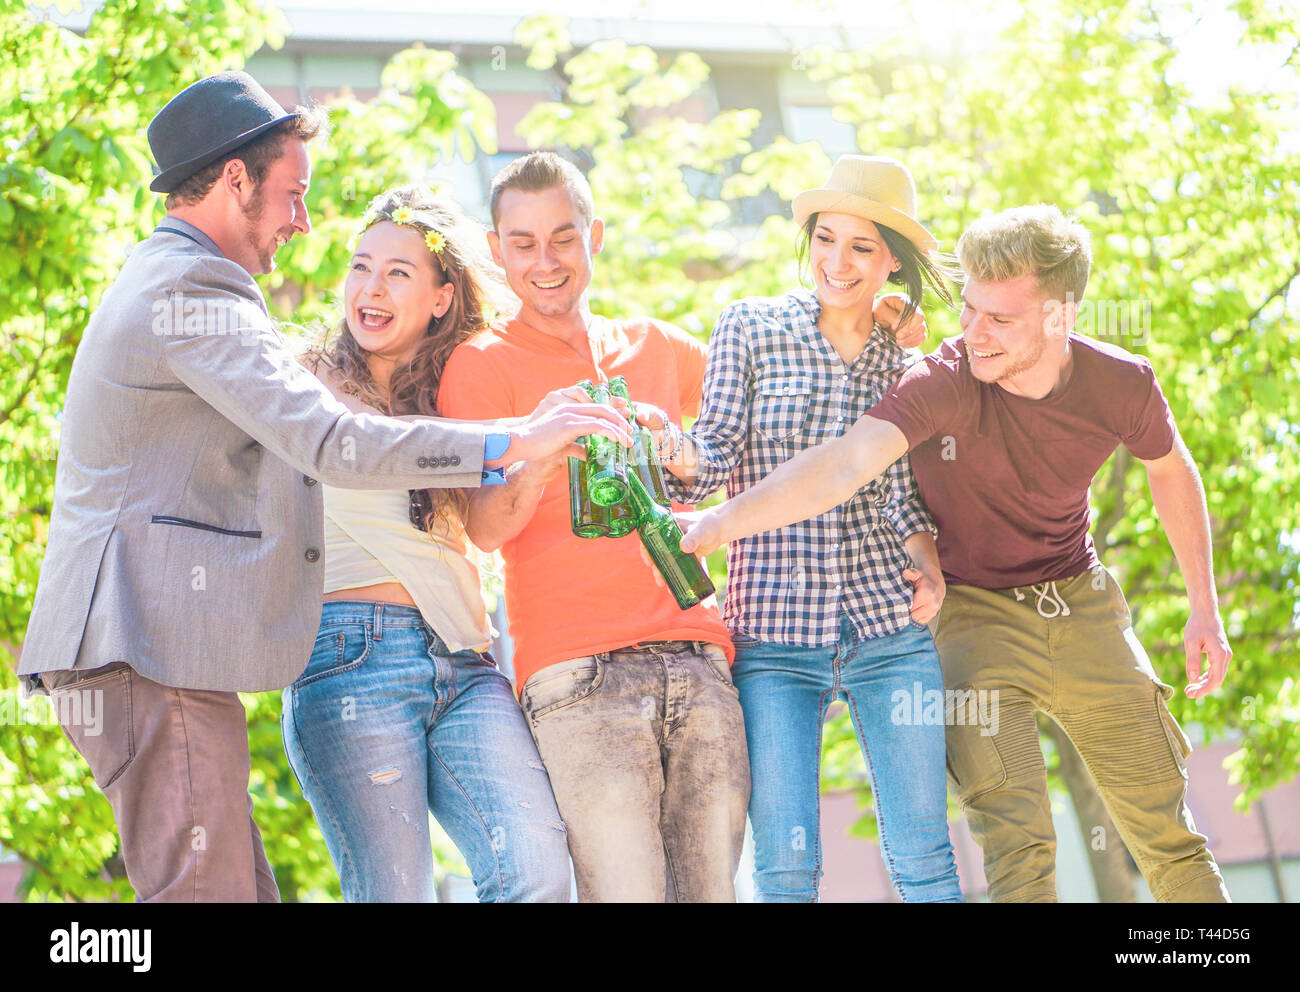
797, 213, 957, 327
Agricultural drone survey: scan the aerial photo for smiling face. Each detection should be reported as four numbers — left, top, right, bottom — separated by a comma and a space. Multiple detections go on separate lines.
344, 221, 453, 374
488, 185, 603, 325
959, 272, 1072, 393
807, 212, 898, 318
240, 138, 312, 275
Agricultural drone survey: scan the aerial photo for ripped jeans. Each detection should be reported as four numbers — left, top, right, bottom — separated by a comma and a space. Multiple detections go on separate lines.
281, 602, 571, 902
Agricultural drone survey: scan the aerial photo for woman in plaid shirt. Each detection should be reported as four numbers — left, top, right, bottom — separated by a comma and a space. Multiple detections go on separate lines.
649, 156, 962, 902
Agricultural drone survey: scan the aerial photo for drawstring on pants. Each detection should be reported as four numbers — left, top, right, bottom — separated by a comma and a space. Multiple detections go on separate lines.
1014, 581, 1072, 619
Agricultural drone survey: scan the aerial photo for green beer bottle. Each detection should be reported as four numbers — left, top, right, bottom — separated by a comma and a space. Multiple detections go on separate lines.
572, 454, 637, 538
603, 497, 638, 538
626, 472, 715, 610
608, 375, 672, 508
568, 456, 608, 538
579, 380, 629, 507
568, 379, 636, 537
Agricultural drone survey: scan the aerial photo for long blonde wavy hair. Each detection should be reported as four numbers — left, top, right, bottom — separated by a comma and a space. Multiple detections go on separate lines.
308, 185, 512, 529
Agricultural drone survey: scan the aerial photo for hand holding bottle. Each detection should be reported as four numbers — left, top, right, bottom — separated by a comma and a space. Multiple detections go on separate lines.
676, 506, 727, 557
494, 390, 633, 469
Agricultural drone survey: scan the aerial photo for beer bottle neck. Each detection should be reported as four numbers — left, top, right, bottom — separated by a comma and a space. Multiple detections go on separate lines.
626, 471, 658, 519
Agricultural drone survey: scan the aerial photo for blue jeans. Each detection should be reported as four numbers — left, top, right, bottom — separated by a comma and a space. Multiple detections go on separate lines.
734, 616, 961, 902
281, 602, 571, 902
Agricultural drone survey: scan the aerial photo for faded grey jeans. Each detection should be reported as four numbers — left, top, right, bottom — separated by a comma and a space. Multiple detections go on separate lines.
521, 641, 750, 902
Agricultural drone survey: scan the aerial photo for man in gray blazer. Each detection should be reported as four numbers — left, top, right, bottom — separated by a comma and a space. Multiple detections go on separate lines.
18, 72, 627, 902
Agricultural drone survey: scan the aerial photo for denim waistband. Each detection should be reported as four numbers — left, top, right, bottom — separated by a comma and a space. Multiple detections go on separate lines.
618, 640, 724, 656
319, 601, 445, 646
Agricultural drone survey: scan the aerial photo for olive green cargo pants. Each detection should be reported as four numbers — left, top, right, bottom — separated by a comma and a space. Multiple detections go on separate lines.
934, 566, 1229, 903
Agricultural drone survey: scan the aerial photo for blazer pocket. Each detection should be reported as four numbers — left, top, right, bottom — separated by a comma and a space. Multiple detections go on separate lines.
150, 515, 262, 539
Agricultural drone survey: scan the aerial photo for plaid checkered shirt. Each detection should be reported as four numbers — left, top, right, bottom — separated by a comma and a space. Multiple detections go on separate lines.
666, 291, 936, 646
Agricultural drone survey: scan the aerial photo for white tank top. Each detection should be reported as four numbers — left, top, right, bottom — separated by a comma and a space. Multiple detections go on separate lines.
321, 485, 493, 653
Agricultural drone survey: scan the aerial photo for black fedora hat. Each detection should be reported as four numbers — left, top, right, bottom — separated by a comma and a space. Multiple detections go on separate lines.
147, 71, 298, 193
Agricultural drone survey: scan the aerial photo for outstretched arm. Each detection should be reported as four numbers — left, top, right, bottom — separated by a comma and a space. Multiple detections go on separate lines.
461, 385, 621, 552
1139, 434, 1232, 698
679, 414, 911, 554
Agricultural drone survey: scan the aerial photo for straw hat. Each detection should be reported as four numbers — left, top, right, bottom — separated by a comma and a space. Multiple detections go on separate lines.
792, 155, 937, 253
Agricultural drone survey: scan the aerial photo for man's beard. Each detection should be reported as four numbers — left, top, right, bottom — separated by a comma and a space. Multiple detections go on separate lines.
990, 328, 1047, 382
242, 183, 273, 272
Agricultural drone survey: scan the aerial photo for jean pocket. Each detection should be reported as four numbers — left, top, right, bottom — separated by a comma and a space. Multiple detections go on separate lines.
53, 668, 134, 790
699, 646, 738, 692
522, 657, 604, 721
294, 623, 373, 688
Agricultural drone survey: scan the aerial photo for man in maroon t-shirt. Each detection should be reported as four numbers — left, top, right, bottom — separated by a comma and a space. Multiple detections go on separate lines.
682, 205, 1231, 902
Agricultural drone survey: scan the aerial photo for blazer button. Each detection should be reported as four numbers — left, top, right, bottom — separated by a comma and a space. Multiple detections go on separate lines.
439, 455, 451, 467
417, 456, 429, 468
303, 475, 317, 487
450, 455, 461, 466
304, 548, 320, 563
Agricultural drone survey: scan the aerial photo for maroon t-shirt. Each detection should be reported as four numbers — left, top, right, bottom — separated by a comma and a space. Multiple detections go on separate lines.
869, 334, 1177, 588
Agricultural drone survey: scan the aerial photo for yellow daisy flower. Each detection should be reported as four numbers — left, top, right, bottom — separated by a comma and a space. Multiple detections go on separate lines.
391, 206, 415, 226
425, 229, 446, 255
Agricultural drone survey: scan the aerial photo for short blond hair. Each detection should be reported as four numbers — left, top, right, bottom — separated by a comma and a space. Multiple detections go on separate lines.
490, 152, 595, 229
956, 205, 1092, 302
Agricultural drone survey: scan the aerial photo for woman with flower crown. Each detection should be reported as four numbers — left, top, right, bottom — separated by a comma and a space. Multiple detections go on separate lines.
280, 186, 572, 902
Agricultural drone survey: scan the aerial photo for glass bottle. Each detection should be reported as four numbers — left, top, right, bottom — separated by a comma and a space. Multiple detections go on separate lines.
568, 456, 608, 538
579, 380, 629, 507
626, 472, 715, 610
607, 375, 672, 507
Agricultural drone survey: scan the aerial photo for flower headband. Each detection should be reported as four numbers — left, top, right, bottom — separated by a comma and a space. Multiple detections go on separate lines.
349, 206, 446, 258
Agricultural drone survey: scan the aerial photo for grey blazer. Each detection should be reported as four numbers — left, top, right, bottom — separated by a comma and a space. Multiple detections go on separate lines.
20, 220, 491, 692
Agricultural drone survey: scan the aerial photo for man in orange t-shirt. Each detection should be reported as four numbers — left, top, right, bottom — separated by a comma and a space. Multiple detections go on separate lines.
438, 153, 748, 902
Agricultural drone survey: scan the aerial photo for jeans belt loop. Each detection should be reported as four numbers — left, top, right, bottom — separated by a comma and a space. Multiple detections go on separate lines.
372, 602, 383, 640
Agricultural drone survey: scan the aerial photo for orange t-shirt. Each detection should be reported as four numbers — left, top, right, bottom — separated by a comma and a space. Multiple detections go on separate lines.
438, 315, 734, 692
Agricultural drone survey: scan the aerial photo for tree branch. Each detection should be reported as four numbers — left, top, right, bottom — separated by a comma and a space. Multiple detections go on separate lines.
1210, 258, 1300, 354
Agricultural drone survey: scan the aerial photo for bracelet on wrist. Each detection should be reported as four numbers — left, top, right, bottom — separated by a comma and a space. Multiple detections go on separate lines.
657, 420, 683, 463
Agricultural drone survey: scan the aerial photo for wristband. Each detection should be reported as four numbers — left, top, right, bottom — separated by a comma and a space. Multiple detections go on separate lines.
481, 431, 511, 485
